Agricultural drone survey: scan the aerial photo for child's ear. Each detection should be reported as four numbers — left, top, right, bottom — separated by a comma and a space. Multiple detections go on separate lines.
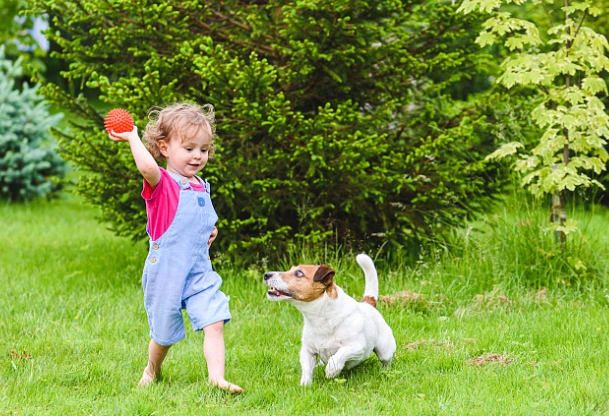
158, 140, 169, 157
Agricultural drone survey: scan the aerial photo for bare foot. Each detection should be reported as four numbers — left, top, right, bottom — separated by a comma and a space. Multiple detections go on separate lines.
210, 378, 243, 393
138, 367, 156, 387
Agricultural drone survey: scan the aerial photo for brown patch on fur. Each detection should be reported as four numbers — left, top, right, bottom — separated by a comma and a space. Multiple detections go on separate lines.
313, 265, 335, 283
279, 265, 336, 302
362, 295, 377, 308
326, 283, 339, 300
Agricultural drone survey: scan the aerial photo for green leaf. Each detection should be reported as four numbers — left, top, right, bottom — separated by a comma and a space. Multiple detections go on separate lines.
457, 0, 502, 14
485, 142, 524, 160
476, 31, 497, 47
582, 77, 607, 95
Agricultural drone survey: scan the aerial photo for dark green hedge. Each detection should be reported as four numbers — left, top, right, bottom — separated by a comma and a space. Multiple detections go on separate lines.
32, 0, 507, 262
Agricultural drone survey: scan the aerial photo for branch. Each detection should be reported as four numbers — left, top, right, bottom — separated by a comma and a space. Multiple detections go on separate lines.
572, 9, 589, 42
188, 14, 276, 56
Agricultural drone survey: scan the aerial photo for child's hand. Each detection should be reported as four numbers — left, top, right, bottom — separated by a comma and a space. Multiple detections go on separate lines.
208, 227, 218, 247
108, 125, 139, 143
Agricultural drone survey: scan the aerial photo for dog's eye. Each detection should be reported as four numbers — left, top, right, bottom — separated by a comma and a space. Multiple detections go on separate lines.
295, 270, 304, 277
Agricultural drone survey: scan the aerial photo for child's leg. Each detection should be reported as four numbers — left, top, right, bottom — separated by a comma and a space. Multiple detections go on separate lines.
139, 339, 171, 386
203, 321, 243, 393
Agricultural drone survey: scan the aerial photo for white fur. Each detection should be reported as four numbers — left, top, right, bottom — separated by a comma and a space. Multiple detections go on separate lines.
357, 253, 379, 299
264, 254, 396, 385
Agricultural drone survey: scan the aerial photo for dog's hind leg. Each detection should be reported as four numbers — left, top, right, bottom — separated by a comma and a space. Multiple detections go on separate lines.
376, 352, 394, 369
374, 331, 397, 369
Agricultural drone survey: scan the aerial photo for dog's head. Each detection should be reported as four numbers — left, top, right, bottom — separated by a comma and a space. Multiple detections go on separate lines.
263, 264, 337, 302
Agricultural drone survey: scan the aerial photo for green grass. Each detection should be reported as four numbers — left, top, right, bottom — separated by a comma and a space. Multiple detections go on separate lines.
3, 195, 609, 415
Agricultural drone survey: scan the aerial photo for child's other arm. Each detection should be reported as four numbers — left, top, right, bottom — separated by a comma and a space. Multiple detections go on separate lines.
109, 127, 161, 188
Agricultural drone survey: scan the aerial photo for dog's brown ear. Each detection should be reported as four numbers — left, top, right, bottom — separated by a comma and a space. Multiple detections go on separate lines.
313, 265, 335, 284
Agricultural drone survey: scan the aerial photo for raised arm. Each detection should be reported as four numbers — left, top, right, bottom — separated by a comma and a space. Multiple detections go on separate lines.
109, 127, 161, 188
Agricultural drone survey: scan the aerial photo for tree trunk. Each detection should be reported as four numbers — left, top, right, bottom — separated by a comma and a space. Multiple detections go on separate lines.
551, 190, 566, 247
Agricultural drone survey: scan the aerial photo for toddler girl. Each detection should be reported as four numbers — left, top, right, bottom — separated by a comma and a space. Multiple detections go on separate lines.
108, 102, 243, 393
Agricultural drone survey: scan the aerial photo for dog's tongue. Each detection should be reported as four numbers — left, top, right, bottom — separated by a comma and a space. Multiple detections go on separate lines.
269, 287, 290, 297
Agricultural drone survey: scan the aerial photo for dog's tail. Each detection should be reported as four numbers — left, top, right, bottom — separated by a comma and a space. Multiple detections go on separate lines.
356, 253, 378, 308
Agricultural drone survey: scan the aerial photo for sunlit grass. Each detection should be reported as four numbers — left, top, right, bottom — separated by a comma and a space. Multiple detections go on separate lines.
2, 193, 609, 415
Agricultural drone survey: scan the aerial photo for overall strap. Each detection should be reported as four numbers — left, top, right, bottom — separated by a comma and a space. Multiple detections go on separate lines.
168, 171, 194, 190
167, 171, 209, 192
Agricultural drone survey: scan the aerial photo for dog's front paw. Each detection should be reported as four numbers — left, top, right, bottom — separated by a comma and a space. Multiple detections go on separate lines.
300, 375, 313, 386
324, 360, 343, 379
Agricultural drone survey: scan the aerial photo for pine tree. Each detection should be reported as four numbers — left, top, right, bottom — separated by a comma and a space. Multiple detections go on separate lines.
0, 46, 65, 201
32, 0, 506, 261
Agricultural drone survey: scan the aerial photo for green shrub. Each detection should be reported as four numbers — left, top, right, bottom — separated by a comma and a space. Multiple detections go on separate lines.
33, 0, 507, 262
0, 0, 47, 74
0, 46, 65, 201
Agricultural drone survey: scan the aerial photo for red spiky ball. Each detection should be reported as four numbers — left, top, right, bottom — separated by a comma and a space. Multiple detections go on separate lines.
104, 108, 134, 134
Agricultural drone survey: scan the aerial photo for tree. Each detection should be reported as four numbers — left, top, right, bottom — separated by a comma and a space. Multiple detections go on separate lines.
0, 0, 48, 74
0, 46, 65, 201
458, 0, 609, 245
31, 0, 506, 262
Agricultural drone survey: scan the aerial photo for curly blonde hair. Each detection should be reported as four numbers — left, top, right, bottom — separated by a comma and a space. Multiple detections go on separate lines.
143, 103, 216, 161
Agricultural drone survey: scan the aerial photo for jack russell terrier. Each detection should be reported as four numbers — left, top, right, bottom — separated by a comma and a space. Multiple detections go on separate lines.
264, 254, 396, 385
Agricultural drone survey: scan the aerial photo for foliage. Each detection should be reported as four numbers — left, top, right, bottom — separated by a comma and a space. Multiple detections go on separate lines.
0, 0, 48, 74
458, 0, 609, 241
30, 0, 507, 261
0, 46, 65, 201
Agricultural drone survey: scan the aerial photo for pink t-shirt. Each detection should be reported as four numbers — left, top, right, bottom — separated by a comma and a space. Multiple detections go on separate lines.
141, 167, 207, 241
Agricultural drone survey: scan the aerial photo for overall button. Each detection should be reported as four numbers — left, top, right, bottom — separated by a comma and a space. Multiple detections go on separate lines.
150, 257, 157, 263
153, 244, 159, 250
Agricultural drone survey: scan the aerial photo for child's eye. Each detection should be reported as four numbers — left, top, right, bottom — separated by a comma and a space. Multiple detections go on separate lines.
201, 148, 209, 153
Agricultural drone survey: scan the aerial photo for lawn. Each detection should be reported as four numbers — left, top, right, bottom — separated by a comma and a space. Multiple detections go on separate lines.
2, 195, 609, 415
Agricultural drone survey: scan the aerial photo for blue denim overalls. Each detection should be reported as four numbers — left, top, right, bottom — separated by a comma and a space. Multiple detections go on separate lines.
142, 172, 231, 346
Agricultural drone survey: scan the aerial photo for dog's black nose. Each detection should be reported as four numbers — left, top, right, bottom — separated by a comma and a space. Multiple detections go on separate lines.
264, 272, 273, 281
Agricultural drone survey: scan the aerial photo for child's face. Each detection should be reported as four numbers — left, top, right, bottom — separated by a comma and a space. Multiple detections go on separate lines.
160, 126, 212, 180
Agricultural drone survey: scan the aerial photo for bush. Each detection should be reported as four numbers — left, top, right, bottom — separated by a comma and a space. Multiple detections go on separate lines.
33, 0, 507, 262
0, 46, 65, 201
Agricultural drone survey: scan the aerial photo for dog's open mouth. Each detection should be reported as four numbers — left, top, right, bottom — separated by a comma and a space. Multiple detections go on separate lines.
267, 287, 293, 299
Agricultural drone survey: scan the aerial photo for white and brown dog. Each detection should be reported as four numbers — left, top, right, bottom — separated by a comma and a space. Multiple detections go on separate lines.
264, 254, 396, 385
